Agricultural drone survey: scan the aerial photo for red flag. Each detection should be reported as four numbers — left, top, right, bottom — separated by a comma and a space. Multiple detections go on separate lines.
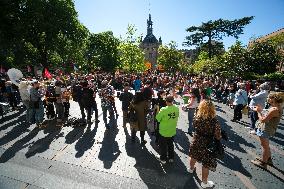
44, 68, 52, 79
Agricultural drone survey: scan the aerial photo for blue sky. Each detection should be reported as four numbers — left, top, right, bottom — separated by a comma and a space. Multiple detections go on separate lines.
74, 0, 284, 49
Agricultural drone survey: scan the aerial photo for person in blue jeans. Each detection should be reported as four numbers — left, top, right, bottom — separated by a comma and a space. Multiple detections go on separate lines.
30, 81, 45, 127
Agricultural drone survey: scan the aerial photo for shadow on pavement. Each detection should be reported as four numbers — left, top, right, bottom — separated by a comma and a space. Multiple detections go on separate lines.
98, 120, 120, 169
123, 127, 196, 188
25, 124, 63, 158
0, 108, 26, 131
174, 128, 190, 155
0, 127, 40, 163
75, 122, 99, 158
218, 116, 255, 153
0, 115, 30, 146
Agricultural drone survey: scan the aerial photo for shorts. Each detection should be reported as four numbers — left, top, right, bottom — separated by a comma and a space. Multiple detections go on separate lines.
256, 128, 271, 139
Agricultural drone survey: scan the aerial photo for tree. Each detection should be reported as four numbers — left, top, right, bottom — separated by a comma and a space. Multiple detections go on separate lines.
192, 51, 221, 75
221, 41, 248, 77
87, 31, 120, 71
0, 0, 89, 72
184, 16, 254, 58
118, 24, 146, 72
247, 41, 280, 75
157, 41, 184, 72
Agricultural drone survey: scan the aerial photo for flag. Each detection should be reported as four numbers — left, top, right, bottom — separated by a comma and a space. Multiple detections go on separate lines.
44, 68, 52, 79
74, 65, 78, 71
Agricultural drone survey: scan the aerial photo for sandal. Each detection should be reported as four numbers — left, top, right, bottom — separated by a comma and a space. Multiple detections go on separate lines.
251, 159, 267, 168
255, 157, 273, 166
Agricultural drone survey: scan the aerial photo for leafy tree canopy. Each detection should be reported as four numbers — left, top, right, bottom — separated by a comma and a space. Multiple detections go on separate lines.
184, 16, 254, 58
157, 41, 184, 72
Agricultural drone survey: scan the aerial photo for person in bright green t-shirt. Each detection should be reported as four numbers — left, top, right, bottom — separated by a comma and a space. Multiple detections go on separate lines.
156, 95, 179, 164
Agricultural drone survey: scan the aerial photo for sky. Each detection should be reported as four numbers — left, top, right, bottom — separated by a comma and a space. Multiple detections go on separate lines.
74, 0, 284, 49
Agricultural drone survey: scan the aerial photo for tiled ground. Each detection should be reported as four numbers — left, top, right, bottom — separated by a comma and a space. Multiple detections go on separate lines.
0, 93, 283, 189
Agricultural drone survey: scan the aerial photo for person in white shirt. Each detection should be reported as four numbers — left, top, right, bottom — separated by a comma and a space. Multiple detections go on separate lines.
18, 80, 31, 122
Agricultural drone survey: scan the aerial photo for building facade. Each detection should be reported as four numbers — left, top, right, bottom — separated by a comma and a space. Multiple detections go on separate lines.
140, 14, 162, 69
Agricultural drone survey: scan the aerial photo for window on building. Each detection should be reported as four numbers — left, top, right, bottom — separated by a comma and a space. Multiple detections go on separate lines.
149, 53, 153, 58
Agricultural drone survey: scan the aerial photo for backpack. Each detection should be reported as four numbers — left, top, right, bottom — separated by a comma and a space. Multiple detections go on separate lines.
128, 106, 138, 122
72, 85, 82, 102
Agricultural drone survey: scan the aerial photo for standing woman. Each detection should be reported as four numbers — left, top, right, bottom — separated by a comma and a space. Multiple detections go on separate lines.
188, 100, 221, 188
186, 90, 198, 136
129, 91, 149, 145
251, 92, 283, 167
231, 83, 248, 122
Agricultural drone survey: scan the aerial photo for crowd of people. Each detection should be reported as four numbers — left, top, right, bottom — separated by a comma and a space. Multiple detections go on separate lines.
0, 70, 283, 188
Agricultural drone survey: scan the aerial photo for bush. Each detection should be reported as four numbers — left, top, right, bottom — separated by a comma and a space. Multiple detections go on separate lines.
263, 72, 284, 81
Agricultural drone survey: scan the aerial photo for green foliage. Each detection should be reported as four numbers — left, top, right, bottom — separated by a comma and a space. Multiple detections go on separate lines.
87, 31, 120, 71
263, 72, 284, 81
0, 0, 89, 71
220, 41, 248, 77
118, 24, 146, 73
247, 41, 280, 75
184, 16, 254, 58
192, 52, 221, 75
157, 41, 184, 72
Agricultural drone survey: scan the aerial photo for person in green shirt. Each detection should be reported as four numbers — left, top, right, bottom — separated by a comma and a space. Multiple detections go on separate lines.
156, 95, 179, 164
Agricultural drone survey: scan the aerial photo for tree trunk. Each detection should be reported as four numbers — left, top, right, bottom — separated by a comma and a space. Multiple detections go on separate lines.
208, 33, 212, 59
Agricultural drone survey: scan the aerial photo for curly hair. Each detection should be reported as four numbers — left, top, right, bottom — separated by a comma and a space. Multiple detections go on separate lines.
195, 100, 216, 119
268, 92, 284, 104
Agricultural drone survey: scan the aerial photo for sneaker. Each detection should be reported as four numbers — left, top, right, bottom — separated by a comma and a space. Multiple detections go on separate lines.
250, 130, 256, 135
187, 167, 195, 173
159, 159, 166, 164
201, 181, 214, 188
169, 159, 174, 163
141, 140, 147, 145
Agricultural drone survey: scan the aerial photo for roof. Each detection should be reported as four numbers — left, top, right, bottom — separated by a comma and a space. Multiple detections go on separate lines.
142, 34, 158, 44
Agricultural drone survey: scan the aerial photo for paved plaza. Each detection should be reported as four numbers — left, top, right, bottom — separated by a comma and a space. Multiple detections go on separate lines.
0, 94, 284, 189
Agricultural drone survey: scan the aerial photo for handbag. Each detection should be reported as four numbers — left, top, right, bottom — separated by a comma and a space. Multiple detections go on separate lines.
207, 123, 225, 160
242, 105, 249, 115
207, 138, 225, 160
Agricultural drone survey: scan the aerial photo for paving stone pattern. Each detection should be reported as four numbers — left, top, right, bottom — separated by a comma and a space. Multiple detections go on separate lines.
0, 93, 284, 189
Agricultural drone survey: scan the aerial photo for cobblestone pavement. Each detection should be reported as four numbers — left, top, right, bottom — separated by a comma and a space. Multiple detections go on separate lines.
0, 93, 283, 189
